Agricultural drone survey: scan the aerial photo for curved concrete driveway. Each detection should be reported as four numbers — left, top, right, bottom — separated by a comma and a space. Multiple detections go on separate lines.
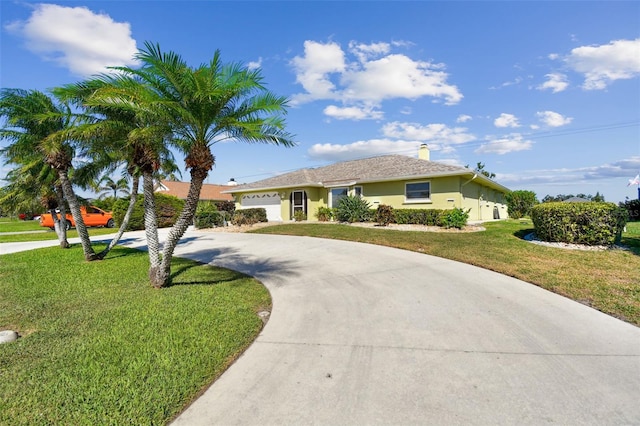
160, 231, 640, 425
3, 230, 639, 424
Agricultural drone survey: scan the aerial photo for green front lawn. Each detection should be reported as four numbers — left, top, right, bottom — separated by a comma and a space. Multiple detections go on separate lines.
0, 244, 270, 425
0, 226, 117, 243
253, 220, 640, 326
0, 217, 44, 233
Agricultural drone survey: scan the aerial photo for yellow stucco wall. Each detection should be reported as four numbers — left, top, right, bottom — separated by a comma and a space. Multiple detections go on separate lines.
232, 177, 508, 222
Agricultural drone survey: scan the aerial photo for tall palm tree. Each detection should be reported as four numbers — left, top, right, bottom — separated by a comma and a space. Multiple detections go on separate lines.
0, 89, 95, 258
96, 42, 295, 287
54, 77, 178, 262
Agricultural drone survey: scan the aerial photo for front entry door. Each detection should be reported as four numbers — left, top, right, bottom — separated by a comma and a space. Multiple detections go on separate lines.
291, 190, 307, 219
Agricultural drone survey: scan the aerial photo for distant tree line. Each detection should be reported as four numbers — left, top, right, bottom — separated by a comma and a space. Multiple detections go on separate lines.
541, 192, 605, 203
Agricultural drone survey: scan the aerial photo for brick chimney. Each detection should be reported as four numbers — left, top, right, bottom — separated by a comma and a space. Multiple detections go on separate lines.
418, 144, 430, 161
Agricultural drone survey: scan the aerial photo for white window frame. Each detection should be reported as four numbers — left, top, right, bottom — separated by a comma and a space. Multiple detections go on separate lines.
353, 186, 363, 198
405, 181, 431, 203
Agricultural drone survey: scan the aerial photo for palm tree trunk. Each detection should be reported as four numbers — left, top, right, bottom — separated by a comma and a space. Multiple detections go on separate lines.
143, 170, 161, 279
54, 184, 70, 248
58, 169, 97, 261
151, 168, 206, 288
97, 175, 139, 259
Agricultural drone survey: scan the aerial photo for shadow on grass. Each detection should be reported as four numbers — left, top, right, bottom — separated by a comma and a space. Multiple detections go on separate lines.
513, 228, 535, 240
620, 236, 640, 256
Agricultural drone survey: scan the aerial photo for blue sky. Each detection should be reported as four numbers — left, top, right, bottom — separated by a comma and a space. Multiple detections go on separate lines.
1, 1, 639, 203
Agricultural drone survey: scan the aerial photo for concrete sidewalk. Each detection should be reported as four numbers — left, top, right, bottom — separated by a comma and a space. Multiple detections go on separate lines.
3, 230, 639, 424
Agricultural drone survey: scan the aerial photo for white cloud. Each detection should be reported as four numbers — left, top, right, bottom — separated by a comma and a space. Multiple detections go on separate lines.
456, 114, 472, 123
323, 105, 383, 121
494, 113, 520, 128
382, 121, 475, 145
308, 139, 423, 162
475, 134, 533, 155
5, 4, 138, 77
290, 40, 463, 112
348, 41, 391, 62
490, 76, 523, 90
341, 54, 463, 105
247, 57, 262, 70
290, 40, 346, 103
498, 156, 640, 184
537, 73, 569, 93
565, 38, 640, 90
399, 106, 412, 115
536, 111, 573, 127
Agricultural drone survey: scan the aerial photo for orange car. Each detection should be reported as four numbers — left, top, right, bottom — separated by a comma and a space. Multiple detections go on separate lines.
40, 206, 115, 230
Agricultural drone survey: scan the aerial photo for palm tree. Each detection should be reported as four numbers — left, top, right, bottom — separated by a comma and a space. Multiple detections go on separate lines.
95, 175, 130, 199
0, 89, 95, 258
95, 42, 295, 287
54, 77, 178, 262
0, 159, 71, 248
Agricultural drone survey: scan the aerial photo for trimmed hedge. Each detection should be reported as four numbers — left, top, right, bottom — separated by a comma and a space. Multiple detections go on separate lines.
194, 201, 226, 229
531, 202, 628, 246
195, 211, 225, 228
112, 193, 184, 230
394, 209, 444, 226
231, 208, 267, 225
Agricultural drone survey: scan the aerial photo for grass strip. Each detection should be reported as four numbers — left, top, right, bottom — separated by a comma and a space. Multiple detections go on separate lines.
0, 244, 270, 425
253, 220, 640, 326
0, 226, 117, 243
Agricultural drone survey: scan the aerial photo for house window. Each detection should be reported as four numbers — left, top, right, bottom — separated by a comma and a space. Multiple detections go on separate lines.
405, 181, 431, 202
353, 186, 362, 197
329, 187, 348, 208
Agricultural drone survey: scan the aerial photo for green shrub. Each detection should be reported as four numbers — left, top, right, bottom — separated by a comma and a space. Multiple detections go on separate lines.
315, 206, 334, 222
439, 208, 470, 229
505, 190, 539, 219
112, 193, 184, 230
335, 195, 372, 223
375, 204, 395, 226
195, 211, 224, 228
619, 199, 640, 222
394, 209, 444, 225
194, 201, 225, 228
215, 200, 236, 216
231, 208, 268, 226
293, 210, 307, 221
531, 202, 628, 246
92, 197, 117, 212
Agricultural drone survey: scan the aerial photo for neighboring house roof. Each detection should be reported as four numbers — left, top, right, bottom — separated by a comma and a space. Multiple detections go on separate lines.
225, 155, 510, 193
155, 180, 234, 201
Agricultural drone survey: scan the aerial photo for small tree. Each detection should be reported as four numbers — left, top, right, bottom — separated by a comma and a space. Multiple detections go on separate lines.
505, 190, 538, 219
474, 162, 496, 179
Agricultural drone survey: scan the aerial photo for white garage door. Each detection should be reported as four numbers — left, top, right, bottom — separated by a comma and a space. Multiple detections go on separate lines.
240, 192, 282, 222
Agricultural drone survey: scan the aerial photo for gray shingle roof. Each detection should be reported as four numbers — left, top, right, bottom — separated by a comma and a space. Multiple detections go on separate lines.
228, 155, 479, 192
